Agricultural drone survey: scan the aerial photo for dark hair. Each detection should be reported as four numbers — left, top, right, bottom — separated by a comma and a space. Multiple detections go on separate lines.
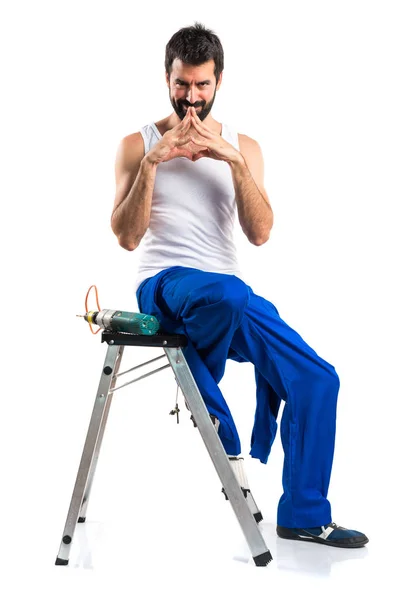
165, 22, 224, 83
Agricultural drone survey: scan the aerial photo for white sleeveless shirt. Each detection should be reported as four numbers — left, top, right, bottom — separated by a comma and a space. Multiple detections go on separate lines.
134, 121, 246, 293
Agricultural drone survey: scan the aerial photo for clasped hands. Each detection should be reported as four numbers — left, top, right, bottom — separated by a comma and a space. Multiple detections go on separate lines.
179, 106, 240, 163
149, 107, 242, 165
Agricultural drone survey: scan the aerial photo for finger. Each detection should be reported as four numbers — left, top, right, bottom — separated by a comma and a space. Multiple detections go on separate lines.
176, 133, 193, 146
190, 114, 214, 138
191, 106, 208, 124
190, 132, 208, 144
180, 118, 192, 134
175, 118, 192, 142
191, 106, 203, 120
176, 109, 191, 129
190, 135, 211, 149
179, 121, 189, 133
183, 108, 195, 126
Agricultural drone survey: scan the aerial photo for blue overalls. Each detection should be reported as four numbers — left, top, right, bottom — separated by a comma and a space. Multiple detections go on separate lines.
136, 266, 340, 528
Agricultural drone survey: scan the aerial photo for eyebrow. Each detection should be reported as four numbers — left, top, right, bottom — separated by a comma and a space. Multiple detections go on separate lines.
174, 78, 212, 85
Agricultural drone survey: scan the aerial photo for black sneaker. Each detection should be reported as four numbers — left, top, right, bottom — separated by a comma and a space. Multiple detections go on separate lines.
277, 522, 369, 548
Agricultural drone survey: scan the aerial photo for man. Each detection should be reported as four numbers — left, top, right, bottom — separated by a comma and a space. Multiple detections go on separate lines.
110, 22, 368, 549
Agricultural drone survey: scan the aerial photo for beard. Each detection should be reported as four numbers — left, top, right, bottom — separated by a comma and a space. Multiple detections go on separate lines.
170, 87, 217, 121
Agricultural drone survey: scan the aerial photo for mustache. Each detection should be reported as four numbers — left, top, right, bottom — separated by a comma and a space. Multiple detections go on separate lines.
181, 102, 205, 109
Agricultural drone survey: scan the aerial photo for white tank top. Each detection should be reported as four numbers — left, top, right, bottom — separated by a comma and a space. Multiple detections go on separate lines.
133, 121, 246, 293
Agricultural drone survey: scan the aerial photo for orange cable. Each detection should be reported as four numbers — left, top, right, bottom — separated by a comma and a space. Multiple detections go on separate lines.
85, 285, 102, 334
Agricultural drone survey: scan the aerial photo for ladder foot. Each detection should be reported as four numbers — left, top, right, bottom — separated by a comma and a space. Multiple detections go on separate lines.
253, 550, 273, 567
55, 557, 69, 566
78, 516, 86, 523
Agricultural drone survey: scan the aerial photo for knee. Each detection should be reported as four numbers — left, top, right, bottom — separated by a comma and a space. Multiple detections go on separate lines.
326, 364, 340, 391
317, 363, 340, 398
295, 360, 340, 400
217, 276, 250, 313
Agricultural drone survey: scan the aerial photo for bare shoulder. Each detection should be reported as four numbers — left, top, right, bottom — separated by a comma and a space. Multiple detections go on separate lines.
237, 133, 265, 168
123, 131, 144, 144
238, 133, 262, 156
112, 131, 146, 229
113, 133, 145, 181
117, 131, 145, 160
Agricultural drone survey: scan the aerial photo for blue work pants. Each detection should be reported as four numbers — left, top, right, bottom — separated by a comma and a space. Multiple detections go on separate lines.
136, 266, 340, 528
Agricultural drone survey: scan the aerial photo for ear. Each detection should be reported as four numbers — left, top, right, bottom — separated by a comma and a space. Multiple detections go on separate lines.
216, 71, 223, 91
165, 72, 170, 87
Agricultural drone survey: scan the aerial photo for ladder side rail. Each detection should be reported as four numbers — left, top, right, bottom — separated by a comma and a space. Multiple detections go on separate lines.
55, 344, 122, 565
164, 347, 272, 566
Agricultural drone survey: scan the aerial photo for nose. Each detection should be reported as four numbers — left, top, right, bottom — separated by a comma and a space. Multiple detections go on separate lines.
186, 85, 200, 105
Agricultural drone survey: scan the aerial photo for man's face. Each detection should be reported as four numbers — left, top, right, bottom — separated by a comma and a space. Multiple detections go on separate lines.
166, 58, 222, 121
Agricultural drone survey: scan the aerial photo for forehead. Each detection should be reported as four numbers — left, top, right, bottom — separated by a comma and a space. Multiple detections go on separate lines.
169, 58, 215, 81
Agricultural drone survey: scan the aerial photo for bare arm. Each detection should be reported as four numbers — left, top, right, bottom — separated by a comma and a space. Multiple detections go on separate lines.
186, 111, 273, 246
111, 112, 195, 250
232, 135, 274, 245
111, 133, 157, 251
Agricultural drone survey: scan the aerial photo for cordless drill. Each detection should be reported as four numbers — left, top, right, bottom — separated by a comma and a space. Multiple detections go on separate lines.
77, 309, 160, 335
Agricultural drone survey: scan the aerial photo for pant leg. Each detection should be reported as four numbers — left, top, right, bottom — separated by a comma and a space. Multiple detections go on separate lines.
250, 368, 282, 463
156, 267, 250, 382
230, 289, 340, 529
136, 267, 250, 456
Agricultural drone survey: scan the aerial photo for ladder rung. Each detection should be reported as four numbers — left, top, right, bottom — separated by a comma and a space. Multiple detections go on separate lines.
109, 362, 171, 393
115, 354, 166, 378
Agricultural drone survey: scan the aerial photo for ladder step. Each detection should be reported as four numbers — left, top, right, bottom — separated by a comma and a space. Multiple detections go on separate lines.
221, 488, 264, 523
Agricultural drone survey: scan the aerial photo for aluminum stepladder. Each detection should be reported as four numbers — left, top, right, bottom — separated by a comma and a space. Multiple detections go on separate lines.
55, 329, 272, 567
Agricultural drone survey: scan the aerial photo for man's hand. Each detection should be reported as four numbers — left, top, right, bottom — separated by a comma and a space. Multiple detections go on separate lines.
186, 107, 244, 164
145, 109, 208, 165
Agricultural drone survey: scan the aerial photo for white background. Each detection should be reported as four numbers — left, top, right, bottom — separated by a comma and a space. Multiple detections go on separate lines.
1, 1, 400, 597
